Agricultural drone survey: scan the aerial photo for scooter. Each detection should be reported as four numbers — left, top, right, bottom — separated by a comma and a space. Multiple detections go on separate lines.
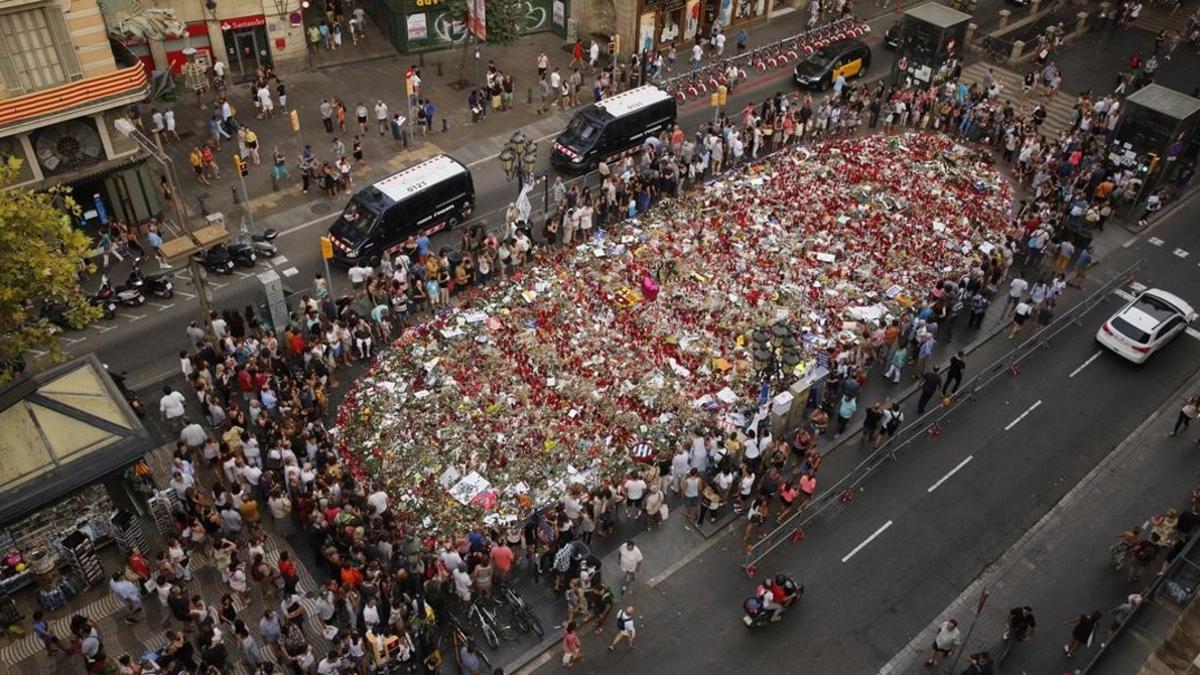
743, 574, 803, 627
194, 245, 236, 275
125, 261, 175, 299
224, 240, 259, 268
104, 365, 144, 417
97, 274, 146, 308
247, 228, 279, 258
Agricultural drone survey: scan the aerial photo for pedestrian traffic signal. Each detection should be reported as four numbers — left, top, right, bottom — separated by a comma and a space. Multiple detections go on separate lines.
289, 109, 300, 132
234, 154, 249, 177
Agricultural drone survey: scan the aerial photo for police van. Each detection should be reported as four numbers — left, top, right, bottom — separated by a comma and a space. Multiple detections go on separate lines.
550, 85, 677, 172
326, 154, 474, 266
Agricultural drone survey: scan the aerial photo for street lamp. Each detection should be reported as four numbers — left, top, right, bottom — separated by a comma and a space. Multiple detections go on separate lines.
113, 118, 215, 339
522, 143, 538, 181
499, 146, 516, 180
510, 131, 526, 158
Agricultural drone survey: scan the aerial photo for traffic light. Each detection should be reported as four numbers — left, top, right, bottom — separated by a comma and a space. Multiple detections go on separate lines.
234, 153, 249, 177
289, 109, 300, 132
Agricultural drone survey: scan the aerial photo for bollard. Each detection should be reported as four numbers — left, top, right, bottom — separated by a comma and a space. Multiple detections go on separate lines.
231, 184, 240, 205
998, 8, 1011, 29
1029, 0, 1041, 17
1076, 11, 1088, 33
442, 118, 448, 133
965, 22, 977, 45
1010, 39, 1025, 61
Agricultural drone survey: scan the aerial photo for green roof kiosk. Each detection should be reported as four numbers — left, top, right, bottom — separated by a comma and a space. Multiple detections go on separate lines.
891, 2, 972, 89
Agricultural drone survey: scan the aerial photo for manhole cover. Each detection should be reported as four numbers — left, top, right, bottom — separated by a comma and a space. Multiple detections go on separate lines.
310, 202, 334, 215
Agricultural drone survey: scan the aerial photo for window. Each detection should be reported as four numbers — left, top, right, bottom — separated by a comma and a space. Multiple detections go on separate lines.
0, 6, 83, 95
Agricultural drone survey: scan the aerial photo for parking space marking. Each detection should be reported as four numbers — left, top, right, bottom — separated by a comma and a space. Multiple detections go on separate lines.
235, 271, 256, 279
1173, 248, 1190, 259
927, 456, 974, 493
281, 267, 300, 277
1004, 400, 1043, 431
841, 520, 894, 563
147, 302, 175, 310
92, 324, 117, 333
119, 313, 146, 321
1113, 289, 1136, 302
61, 336, 87, 345
176, 290, 197, 299
208, 280, 229, 289
1069, 351, 1103, 378
1148, 237, 1165, 246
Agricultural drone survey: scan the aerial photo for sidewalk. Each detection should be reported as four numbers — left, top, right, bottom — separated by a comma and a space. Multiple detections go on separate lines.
878, 365, 1200, 675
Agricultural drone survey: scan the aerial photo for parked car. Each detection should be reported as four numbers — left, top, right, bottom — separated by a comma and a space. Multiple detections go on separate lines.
1096, 288, 1196, 363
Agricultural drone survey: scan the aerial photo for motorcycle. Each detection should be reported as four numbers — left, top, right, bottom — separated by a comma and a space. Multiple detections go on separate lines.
96, 274, 146, 308
743, 574, 803, 627
194, 245, 236, 275
104, 365, 144, 418
125, 261, 174, 299
223, 240, 259, 268
247, 228, 279, 258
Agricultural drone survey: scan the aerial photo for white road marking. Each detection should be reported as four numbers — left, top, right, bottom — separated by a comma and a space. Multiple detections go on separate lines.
271, 255, 289, 265
281, 267, 300, 277
276, 212, 339, 238
119, 312, 146, 321
235, 271, 255, 279
176, 290, 197, 299
841, 520, 894, 563
1148, 237, 1165, 246
1113, 288, 1136, 302
1004, 400, 1043, 431
208, 280, 229, 289
927, 455, 974, 493
26, 349, 48, 358
1121, 237, 1138, 249
146, 301, 173, 309
61, 336, 87, 345
1187, 327, 1200, 342
1069, 351, 1103, 378
1130, 281, 1148, 292
1174, 248, 1190, 259
92, 324, 117, 333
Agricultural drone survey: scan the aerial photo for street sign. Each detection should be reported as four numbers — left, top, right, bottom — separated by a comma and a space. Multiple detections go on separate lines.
320, 236, 334, 260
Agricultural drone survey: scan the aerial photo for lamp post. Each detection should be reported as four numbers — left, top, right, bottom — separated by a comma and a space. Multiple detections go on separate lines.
113, 118, 215, 338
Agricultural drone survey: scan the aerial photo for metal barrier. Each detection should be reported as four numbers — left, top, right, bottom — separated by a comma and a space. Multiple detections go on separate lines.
1082, 505, 1200, 672
743, 260, 1144, 572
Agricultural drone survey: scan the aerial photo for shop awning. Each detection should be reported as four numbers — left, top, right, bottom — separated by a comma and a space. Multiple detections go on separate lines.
0, 354, 151, 525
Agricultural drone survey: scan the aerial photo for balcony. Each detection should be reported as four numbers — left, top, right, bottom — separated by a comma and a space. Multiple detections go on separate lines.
0, 54, 150, 136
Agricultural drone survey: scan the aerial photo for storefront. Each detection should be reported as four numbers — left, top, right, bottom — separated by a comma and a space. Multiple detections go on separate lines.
220, 14, 272, 80
0, 356, 152, 609
122, 22, 215, 77
365, 0, 567, 53
631, 0, 769, 55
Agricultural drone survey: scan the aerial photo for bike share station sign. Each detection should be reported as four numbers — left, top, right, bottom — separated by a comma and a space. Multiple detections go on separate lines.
889, 1, 970, 89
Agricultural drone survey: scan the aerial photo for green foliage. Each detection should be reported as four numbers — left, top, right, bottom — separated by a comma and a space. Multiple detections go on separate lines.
0, 157, 100, 382
484, 0, 525, 46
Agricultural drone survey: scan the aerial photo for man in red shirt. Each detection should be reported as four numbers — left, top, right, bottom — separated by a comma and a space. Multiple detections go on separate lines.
490, 542, 514, 585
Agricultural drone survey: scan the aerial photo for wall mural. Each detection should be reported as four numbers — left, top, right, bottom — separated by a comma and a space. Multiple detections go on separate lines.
98, 0, 187, 41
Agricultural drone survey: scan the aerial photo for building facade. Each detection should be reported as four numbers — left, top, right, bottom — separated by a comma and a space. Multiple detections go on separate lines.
576, 0, 774, 58
0, 0, 156, 234
104, 0, 307, 81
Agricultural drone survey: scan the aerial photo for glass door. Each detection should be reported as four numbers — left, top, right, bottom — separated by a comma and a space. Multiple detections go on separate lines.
232, 31, 262, 78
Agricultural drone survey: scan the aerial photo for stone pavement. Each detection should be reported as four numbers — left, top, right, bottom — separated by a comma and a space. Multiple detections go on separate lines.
877, 365, 1200, 675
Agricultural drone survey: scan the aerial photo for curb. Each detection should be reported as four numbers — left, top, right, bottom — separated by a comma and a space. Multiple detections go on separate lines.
1119, 183, 1200, 235
877, 362, 1200, 674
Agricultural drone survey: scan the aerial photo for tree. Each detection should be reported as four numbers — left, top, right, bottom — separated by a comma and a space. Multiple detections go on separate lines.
0, 157, 100, 383
484, 0, 526, 46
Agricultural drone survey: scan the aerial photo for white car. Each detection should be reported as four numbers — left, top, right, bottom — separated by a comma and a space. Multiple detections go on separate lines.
1097, 288, 1196, 363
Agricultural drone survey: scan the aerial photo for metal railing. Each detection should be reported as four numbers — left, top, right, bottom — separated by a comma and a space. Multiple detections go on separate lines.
744, 260, 1144, 571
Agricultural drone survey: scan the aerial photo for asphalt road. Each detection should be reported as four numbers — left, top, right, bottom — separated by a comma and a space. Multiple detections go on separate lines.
49, 14, 900, 389
518, 193, 1200, 674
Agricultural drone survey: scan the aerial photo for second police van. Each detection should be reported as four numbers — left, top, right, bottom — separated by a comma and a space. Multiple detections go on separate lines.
326, 154, 474, 266
551, 85, 677, 172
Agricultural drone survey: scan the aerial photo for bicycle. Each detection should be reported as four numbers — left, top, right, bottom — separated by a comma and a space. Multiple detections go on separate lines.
466, 597, 517, 649
443, 612, 492, 670
500, 585, 544, 637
